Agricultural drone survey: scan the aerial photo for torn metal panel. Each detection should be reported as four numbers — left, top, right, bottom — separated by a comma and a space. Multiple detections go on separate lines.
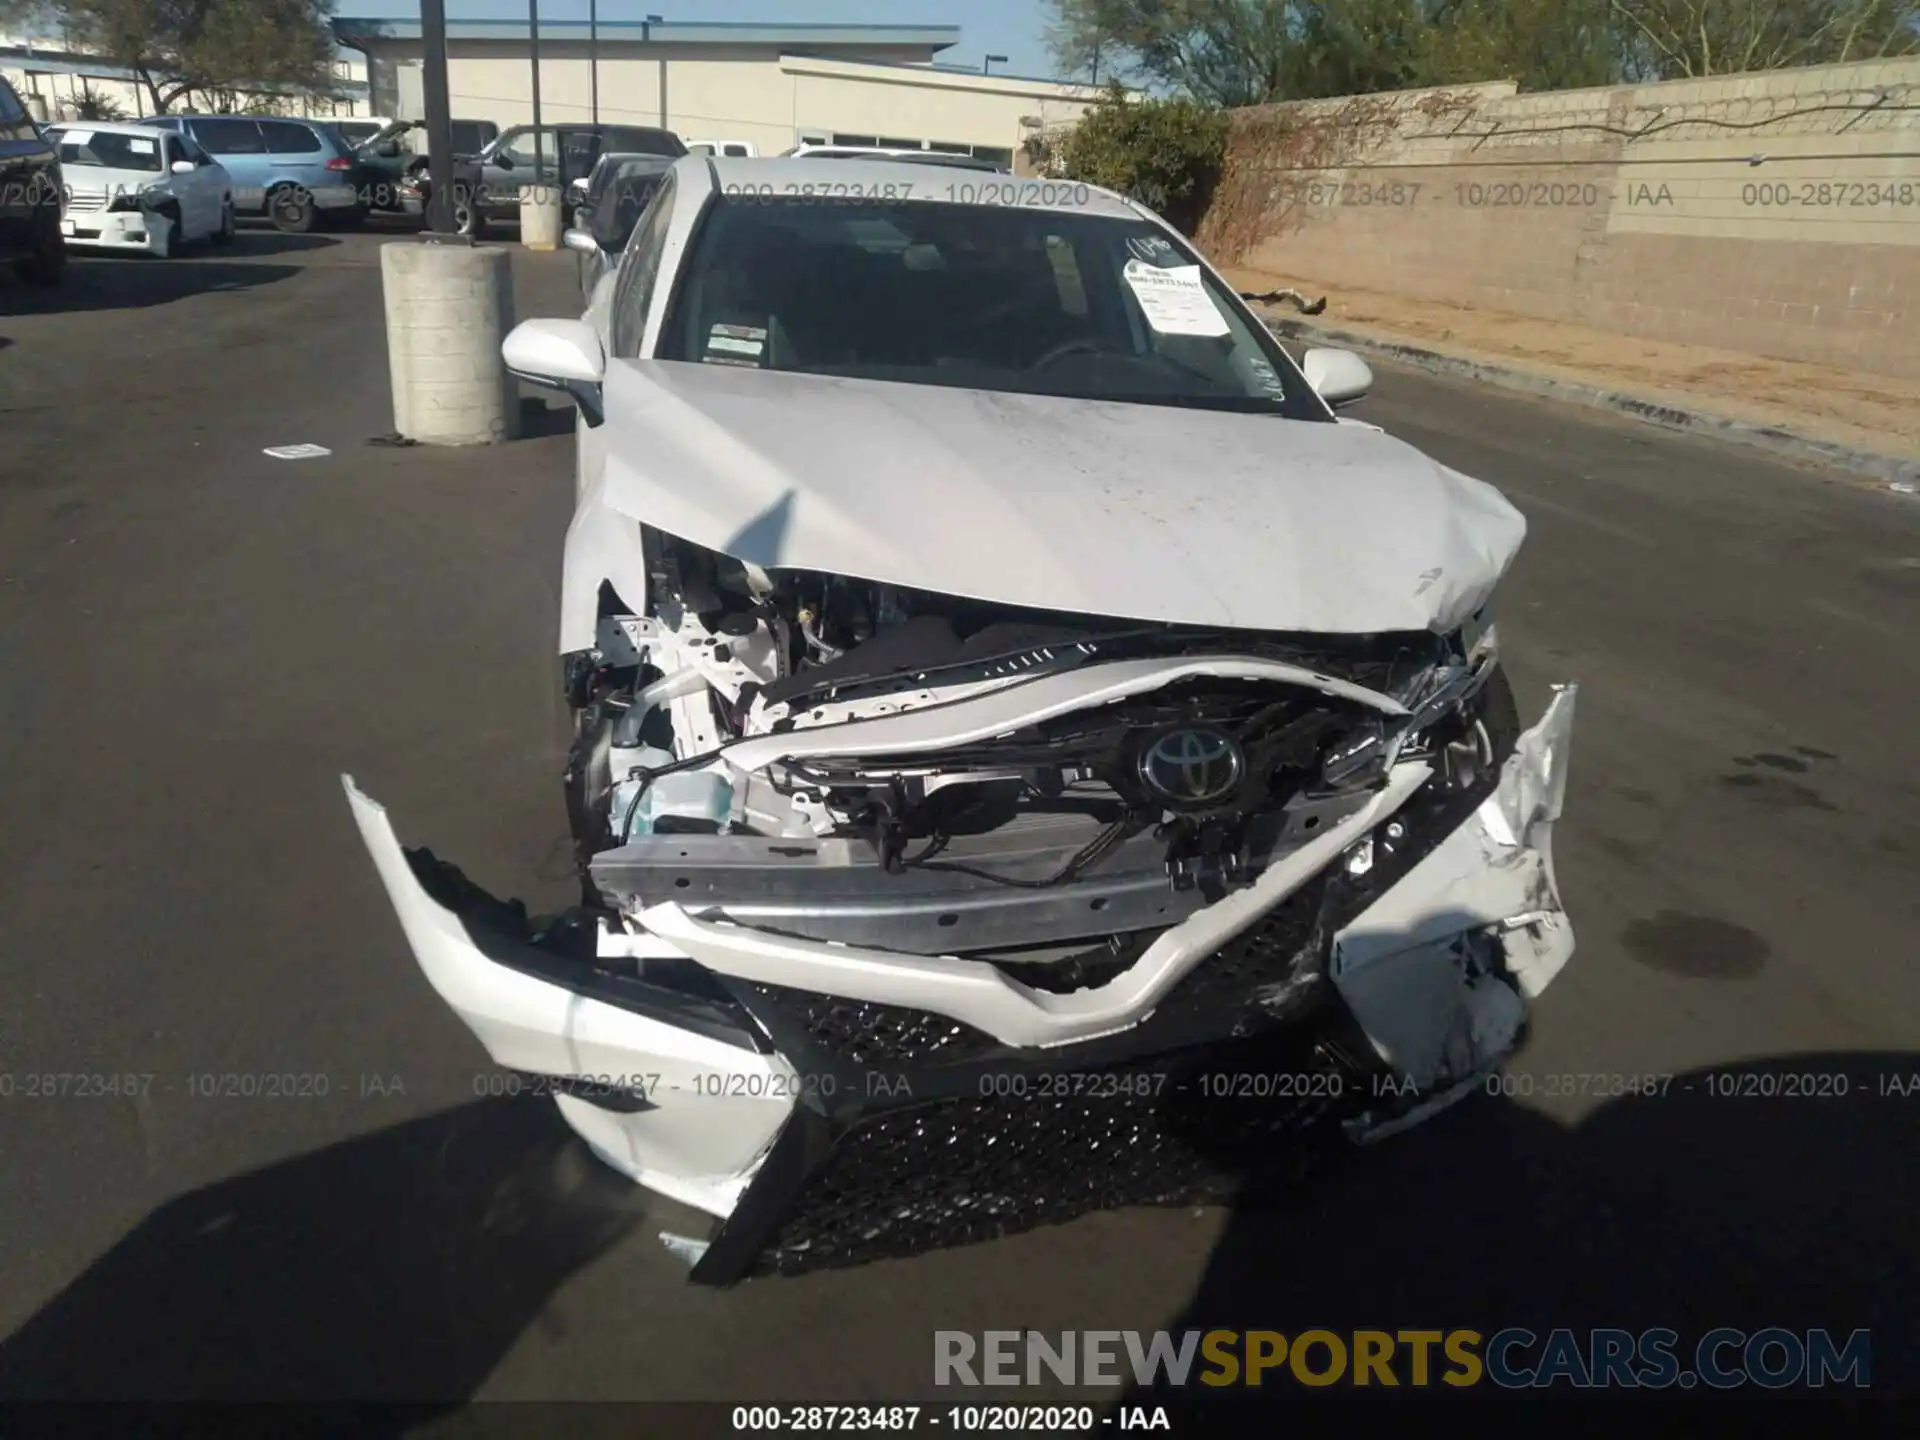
1329, 686, 1578, 1089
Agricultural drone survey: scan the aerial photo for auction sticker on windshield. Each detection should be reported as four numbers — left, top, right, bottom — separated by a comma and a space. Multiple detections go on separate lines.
1123, 260, 1229, 336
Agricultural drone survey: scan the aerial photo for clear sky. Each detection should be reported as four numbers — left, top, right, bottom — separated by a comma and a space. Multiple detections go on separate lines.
333, 1, 1065, 80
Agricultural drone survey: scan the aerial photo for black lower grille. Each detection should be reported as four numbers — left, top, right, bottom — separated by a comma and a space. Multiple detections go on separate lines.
748, 1031, 1353, 1278
1153, 876, 1331, 1023
746, 983, 1003, 1063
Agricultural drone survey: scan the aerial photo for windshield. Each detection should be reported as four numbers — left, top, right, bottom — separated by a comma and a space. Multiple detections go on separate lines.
55, 129, 162, 173
659, 197, 1329, 420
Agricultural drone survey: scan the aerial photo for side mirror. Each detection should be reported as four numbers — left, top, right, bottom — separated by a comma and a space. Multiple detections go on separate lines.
503, 318, 606, 426
563, 226, 599, 256
1301, 347, 1373, 408
170, 159, 195, 175
492, 151, 515, 170
374, 140, 401, 158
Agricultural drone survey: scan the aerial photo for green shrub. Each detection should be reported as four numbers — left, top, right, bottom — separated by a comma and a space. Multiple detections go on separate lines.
1050, 86, 1230, 234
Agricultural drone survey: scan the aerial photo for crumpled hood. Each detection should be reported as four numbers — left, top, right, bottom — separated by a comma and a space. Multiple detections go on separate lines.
600, 359, 1526, 635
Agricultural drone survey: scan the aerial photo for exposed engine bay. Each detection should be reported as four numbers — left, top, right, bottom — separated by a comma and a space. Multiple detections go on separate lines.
565, 530, 1509, 960
345, 522, 1574, 1284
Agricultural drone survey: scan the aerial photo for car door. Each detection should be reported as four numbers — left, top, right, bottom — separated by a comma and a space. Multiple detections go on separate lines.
178, 133, 228, 231
188, 117, 268, 210
257, 120, 325, 202
483, 125, 546, 211
559, 128, 601, 195
157, 133, 206, 236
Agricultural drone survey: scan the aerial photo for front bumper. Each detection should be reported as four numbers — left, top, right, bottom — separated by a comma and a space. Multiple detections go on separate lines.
60, 209, 174, 255
346, 685, 1576, 1282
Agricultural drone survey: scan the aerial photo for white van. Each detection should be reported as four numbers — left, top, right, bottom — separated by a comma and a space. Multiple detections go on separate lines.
686, 138, 758, 157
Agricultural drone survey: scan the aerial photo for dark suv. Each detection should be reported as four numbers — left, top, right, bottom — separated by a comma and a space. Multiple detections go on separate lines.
407, 122, 685, 237
0, 76, 63, 285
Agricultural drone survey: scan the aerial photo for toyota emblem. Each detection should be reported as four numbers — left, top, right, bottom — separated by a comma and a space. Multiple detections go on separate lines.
1139, 727, 1244, 806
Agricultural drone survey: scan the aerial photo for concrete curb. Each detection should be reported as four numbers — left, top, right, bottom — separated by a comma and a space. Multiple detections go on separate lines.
1265, 316, 1920, 489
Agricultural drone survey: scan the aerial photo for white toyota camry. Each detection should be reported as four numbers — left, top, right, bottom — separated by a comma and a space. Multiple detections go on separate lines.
346, 157, 1578, 1284
47, 120, 235, 257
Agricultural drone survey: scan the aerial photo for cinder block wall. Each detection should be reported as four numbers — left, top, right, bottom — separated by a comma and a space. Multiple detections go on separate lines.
1196, 59, 1920, 379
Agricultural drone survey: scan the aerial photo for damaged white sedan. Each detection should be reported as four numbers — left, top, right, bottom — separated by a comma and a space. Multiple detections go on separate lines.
346, 156, 1578, 1283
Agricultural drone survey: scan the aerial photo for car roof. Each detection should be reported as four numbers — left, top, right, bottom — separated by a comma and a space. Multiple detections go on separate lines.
161, 113, 327, 127
49, 120, 187, 138
699, 156, 1139, 218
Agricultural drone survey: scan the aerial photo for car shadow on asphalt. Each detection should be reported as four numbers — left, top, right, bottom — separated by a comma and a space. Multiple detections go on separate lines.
1, 255, 316, 314
1, 1045, 1910, 1412
225, 228, 345, 256
0, 1096, 650, 1411
1123, 1050, 1918, 1416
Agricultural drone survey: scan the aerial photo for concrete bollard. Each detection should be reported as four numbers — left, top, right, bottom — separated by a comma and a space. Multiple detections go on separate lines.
380, 242, 520, 446
519, 183, 564, 252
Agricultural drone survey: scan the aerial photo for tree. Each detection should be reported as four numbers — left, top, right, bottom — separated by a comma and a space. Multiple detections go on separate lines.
1419, 0, 1616, 92
1043, 0, 1918, 101
47, 0, 337, 114
1045, 0, 1305, 106
1609, 0, 1919, 79
1049, 85, 1232, 229
1046, 0, 1115, 83
69, 78, 130, 119
1044, 0, 1616, 102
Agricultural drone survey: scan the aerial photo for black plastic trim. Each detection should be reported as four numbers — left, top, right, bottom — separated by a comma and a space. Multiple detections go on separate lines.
403, 847, 770, 1054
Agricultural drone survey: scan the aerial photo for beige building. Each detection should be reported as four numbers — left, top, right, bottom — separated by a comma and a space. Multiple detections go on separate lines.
333, 18, 1103, 167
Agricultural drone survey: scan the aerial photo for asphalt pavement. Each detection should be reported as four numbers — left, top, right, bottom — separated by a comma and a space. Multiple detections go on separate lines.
1, 232, 1916, 1414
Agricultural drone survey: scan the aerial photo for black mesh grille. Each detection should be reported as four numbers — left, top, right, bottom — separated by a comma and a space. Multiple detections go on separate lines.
1153, 875, 1331, 1022
747, 983, 1003, 1063
750, 1034, 1351, 1277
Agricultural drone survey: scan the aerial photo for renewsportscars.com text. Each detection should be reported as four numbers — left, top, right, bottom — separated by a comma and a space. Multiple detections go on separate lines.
935, 1328, 1871, 1390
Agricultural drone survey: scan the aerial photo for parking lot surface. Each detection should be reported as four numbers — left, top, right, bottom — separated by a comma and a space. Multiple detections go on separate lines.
1, 232, 1916, 1408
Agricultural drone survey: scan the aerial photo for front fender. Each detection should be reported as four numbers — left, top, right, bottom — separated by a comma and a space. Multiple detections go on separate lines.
559, 458, 651, 653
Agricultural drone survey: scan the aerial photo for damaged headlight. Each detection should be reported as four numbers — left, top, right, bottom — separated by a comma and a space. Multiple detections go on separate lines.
1320, 608, 1501, 798
1461, 607, 1498, 670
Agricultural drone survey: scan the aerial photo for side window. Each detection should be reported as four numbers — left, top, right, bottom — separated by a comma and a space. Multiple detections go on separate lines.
193, 119, 266, 155
259, 121, 322, 154
609, 174, 678, 358
0, 78, 29, 136
502, 126, 553, 169
182, 136, 213, 166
